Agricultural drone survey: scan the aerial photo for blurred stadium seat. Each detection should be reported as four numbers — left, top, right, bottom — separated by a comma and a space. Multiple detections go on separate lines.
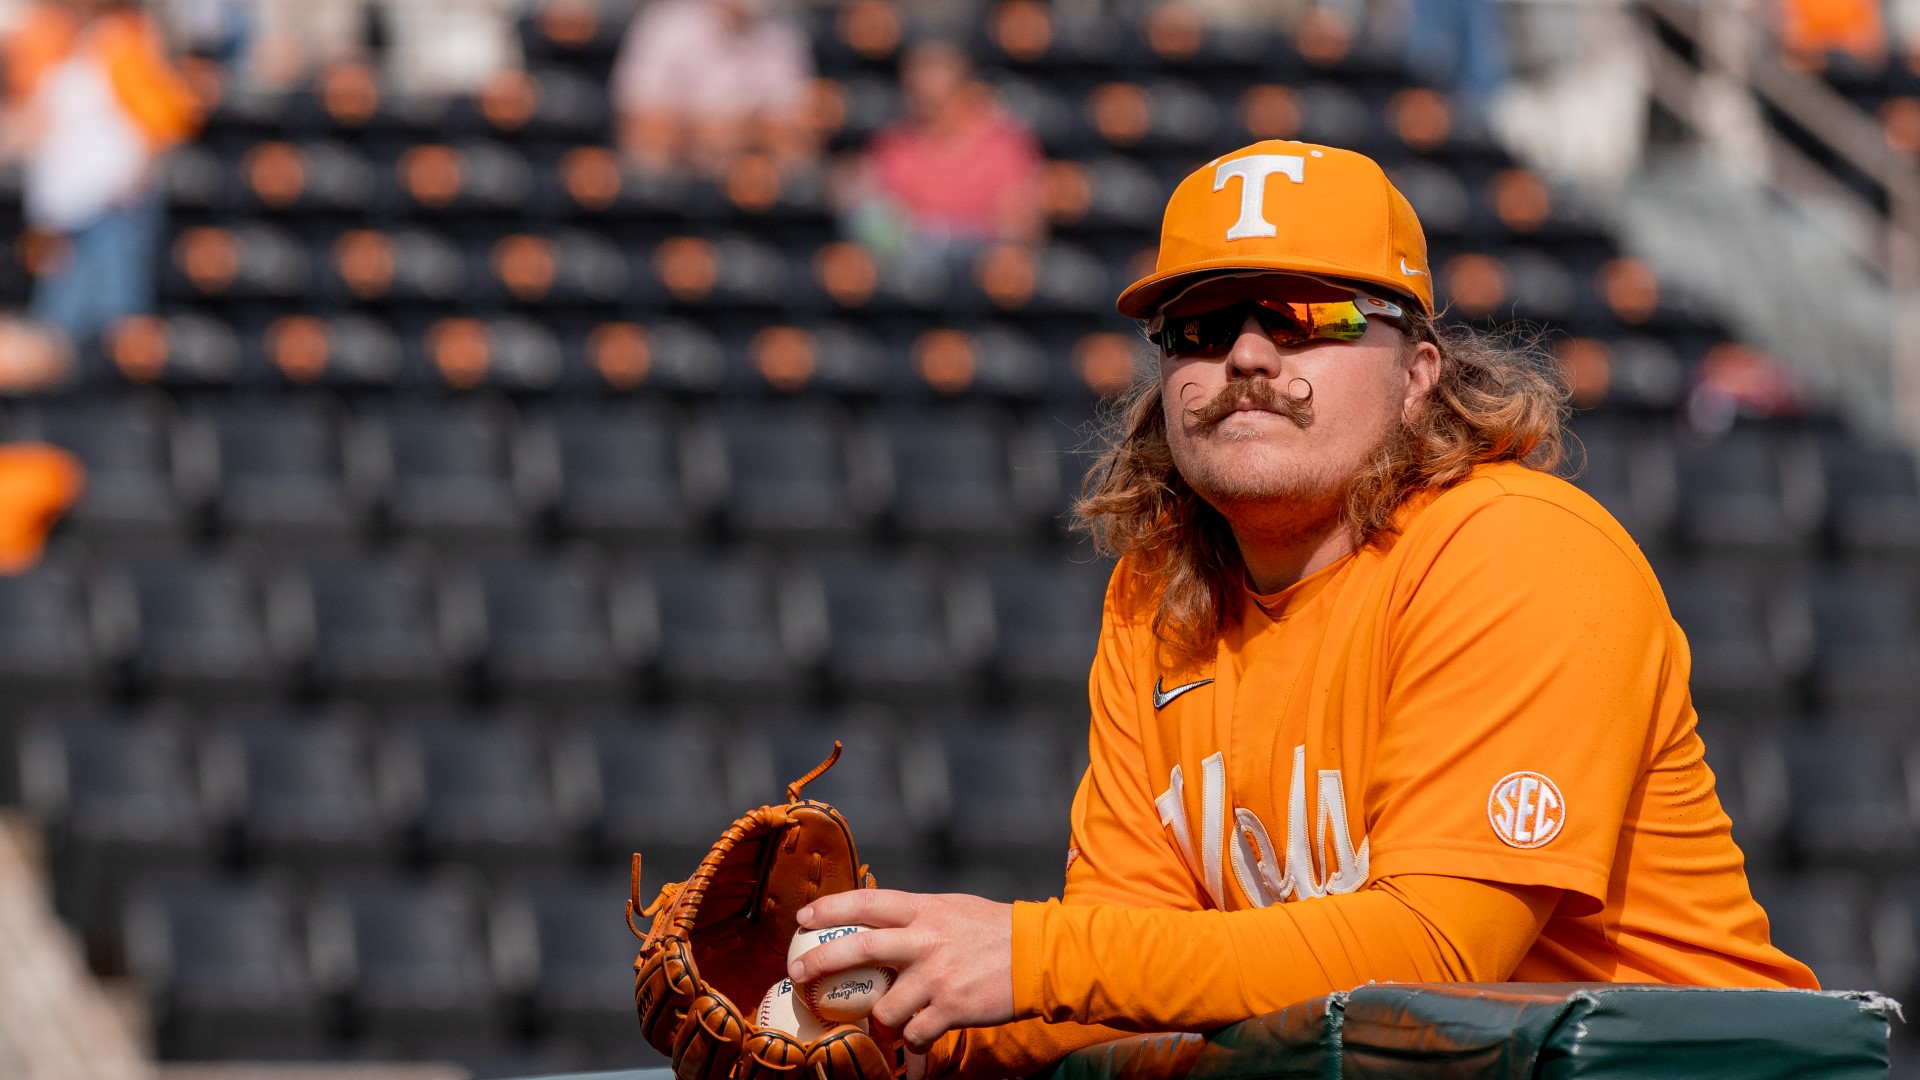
205, 711, 393, 874
125, 876, 326, 1058
384, 716, 576, 874
7, 396, 202, 547
24, 712, 213, 961
199, 396, 365, 547
286, 552, 467, 705
308, 874, 504, 1053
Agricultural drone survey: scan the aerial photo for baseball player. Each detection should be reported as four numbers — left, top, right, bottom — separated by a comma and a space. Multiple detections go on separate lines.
787, 140, 1817, 1079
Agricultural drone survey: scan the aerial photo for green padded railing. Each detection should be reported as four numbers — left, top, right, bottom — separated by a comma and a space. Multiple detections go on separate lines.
525, 982, 1900, 1080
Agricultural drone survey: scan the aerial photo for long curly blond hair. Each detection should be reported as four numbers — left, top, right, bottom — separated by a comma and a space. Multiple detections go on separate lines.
1074, 307, 1570, 662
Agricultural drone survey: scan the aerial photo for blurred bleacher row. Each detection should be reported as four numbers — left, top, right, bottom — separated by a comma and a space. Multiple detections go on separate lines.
36, 698, 1073, 1070
0, 0, 1918, 1074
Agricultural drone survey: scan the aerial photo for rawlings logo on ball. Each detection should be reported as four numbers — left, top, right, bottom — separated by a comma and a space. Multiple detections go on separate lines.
790, 924, 897, 1023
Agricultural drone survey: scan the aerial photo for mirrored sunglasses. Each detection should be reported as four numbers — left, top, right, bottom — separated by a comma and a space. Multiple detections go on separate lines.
1148, 294, 1405, 359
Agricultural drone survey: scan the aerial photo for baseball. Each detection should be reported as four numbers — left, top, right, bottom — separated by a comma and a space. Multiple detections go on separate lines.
756, 978, 855, 1040
788, 924, 895, 1022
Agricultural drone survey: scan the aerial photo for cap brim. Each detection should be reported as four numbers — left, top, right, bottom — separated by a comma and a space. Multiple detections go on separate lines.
1117, 255, 1431, 319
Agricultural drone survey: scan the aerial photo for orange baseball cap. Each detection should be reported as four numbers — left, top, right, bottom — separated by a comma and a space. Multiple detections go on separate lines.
1117, 140, 1433, 318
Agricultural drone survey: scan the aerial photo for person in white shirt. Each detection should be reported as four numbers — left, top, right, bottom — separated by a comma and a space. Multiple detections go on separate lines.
610, 0, 816, 177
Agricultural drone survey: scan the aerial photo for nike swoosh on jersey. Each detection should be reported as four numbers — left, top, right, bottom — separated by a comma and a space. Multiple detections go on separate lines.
1400, 257, 1426, 276
1153, 677, 1214, 709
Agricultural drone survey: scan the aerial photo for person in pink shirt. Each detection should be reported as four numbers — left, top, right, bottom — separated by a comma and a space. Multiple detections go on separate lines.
850, 40, 1045, 263
610, 0, 815, 177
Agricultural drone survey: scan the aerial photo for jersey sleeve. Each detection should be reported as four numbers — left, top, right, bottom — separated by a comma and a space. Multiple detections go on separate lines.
1013, 874, 1554, 1031
1364, 493, 1673, 913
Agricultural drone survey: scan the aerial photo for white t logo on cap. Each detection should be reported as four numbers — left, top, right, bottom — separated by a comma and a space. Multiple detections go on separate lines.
1215, 154, 1306, 241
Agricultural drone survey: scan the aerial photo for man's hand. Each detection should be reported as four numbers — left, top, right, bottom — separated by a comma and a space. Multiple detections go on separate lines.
788, 890, 1015, 1051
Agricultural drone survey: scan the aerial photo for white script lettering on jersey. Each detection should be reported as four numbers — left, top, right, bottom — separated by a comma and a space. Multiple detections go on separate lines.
1155, 745, 1370, 907
1214, 154, 1306, 241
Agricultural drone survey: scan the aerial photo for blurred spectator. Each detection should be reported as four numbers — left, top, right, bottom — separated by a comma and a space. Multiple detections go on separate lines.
238, 0, 522, 96
381, 0, 525, 97
611, 0, 815, 177
846, 40, 1043, 267
244, 0, 366, 86
1403, 0, 1509, 118
1685, 343, 1811, 435
0, 444, 80, 572
1, 0, 200, 348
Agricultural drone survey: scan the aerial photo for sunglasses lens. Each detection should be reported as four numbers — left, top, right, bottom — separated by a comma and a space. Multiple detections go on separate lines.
1156, 297, 1378, 356
1254, 299, 1372, 342
1154, 309, 1242, 357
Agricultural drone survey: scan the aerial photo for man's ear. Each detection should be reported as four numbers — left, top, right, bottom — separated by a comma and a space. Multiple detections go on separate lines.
1401, 339, 1440, 417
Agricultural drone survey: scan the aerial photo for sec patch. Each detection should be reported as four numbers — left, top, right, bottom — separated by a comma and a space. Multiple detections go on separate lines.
1488, 771, 1565, 849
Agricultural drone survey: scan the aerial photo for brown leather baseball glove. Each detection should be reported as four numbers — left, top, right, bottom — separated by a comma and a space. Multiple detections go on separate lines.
629, 742, 901, 1080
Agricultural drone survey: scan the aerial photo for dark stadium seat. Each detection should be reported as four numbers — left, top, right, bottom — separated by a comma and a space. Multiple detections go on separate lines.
391, 141, 536, 217
165, 222, 312, 302
1676, 427, 1826, 554
321, 228, 468, 305
1694, 719, 1788, 870
628, 555, 810, 706
1783, 729, 1919, 865
496, 876, 660, 1066
1564, 417, 1679, 549
0, 559, 103, 709
285, 553, 465, 705
568, 717, 736, 875
257, 313, 405, 390
365, 399, 534, 547
1389, 161, 1472, 236
467, 553, 638, 706
877, 405, 1050, 548
308, 875, 504, 1051
1822, 437, 1920, 556
101, 553, 286, 704
478, 230, 632, 308
1809, 569, 1920, 715
1867, 876, 1920, 1009
808, 555, 986, 707
125, 877, 326, 1058
1046, 156, 1166, 235
538, 401, 714, 547
738, 712, 921, 876
385, 719, 575, 874
651, 234, 794, 310
200, 396, 363, 547
955, 242, 1112, 316
919, 720, 1075, 898
1748, 872, 1882, 993
1661, 562, 1808, 716
204, 715, 393, 874
22, 714, 213, 957
1297, 82, 1376, 148
103, 313, 244, 389
715, 402, 881, 546
973, 555, 1110, 706
6, 395, 202, 546
241, 139, 380, 214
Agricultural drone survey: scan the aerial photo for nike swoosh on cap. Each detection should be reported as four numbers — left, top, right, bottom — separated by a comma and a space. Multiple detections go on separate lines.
1400, 257, 1426, 276
1153, 676, 1214, 709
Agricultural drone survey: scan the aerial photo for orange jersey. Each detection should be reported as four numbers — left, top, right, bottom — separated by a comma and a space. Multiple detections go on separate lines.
935, 461, 1813, 1077
4, 3, 201, 148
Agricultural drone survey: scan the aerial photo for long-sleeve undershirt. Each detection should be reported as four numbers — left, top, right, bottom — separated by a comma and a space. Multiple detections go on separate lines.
930, 874, 1557, 1080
